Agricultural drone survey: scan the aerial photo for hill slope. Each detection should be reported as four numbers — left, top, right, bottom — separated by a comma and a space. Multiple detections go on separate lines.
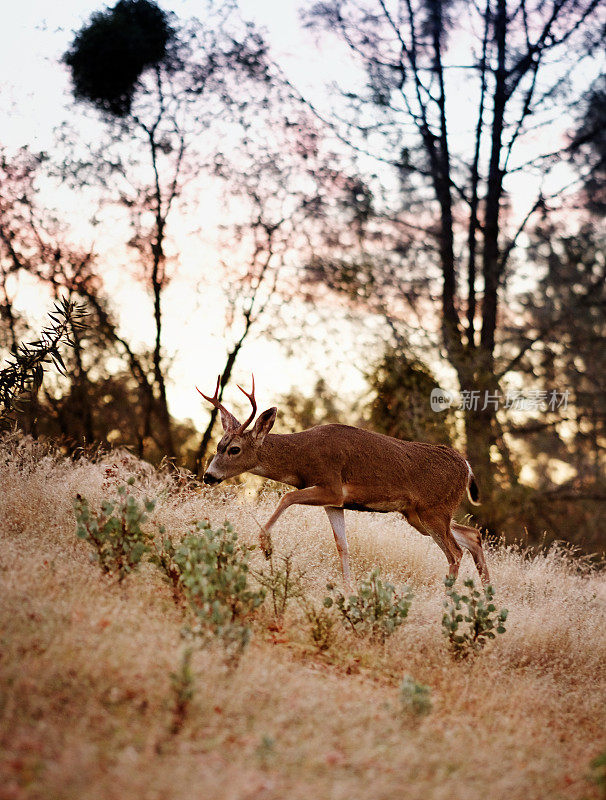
1, 434, 605, 800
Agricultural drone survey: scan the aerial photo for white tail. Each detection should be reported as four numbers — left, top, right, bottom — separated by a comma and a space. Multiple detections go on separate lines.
199, 376, 490, 587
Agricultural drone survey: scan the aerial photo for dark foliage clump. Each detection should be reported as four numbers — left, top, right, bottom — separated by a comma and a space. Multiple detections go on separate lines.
0, 298, 86, 426
368, 348, 455, 446
64, 0, 175, 116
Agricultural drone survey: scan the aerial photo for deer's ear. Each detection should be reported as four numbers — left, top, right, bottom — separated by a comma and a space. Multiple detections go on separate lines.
218, 407, 240, 432
252, 407, 277, 442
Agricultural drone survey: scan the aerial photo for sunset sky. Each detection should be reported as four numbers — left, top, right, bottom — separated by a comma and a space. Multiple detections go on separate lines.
2, 0, 602, 427
3, 1, 372, 426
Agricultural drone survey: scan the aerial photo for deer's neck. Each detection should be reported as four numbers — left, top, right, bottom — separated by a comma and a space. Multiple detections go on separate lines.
250, 433, 302, 487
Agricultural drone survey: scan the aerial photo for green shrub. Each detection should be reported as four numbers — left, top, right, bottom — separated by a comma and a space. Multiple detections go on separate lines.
442, 576, 508, 660
324, 568, 413, 642
169, 647, 195, 735
252, 551, 305, 621
74, 478, 154, 581
149, 535, 184, 604
173, 520, 265, 651
255, 734, 276, 767
400, 674, 432, 716
75, 485, 262, 651
589, 750, 606, 800
302, 601, 336, 652
1, 298, 86, 426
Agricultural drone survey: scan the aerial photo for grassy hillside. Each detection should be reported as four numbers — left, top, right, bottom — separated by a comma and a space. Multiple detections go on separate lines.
1, 433, 605, 800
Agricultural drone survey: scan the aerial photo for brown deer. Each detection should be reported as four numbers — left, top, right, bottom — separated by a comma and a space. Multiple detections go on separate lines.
198, 376, 490, 587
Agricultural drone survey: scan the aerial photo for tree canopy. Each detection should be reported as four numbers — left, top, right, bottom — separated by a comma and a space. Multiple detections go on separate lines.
64, 0, 176, 117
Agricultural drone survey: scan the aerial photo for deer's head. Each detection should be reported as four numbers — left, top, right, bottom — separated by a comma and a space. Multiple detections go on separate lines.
198, 375, 276, 485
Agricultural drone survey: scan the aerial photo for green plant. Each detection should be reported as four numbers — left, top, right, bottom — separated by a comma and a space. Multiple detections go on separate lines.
252, 551, 305, 620
324, 568, 413, 642
74, 478, 154, 580
1, 298, 87, 424
255, 734, 276, 767
169, 647, 195, 735
302, 601, 336, 652
173, 521, 265, 651
588, 750, 606, 800
149, 535, 185, 605
400, 674, 432, 717
442, 576, 508, 660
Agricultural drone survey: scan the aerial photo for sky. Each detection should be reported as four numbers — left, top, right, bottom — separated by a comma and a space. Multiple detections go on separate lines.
2, 0, 603, 428
2, 0, 374, 425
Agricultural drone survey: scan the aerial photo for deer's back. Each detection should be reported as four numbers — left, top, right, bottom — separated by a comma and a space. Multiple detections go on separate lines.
265, 424, 469, 509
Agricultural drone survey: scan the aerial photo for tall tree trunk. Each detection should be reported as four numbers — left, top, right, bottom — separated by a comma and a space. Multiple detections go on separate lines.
70, 319, 95, 444
150, 225, 175, 459
80, 288, 156, 455
463, 392, 497, 514
481, 0, 507, 360
470, 0, 508, 505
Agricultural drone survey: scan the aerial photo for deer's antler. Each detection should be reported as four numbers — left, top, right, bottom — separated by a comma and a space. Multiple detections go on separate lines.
196, 375, 241, 432
235, 374, 256, 433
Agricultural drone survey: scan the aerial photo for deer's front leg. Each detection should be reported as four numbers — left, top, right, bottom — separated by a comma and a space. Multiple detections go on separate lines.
259, 485, 343, 558
325, 506, 352, 589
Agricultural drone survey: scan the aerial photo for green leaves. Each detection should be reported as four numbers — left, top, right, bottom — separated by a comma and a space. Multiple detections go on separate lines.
74, 484, 154, 581
169, 647, 195, 735
400, 675, 432, 717
442, 576, 508, 660
252, 551, 305, 621
75, 485, 264, 654
325, 568, 413, 642
588, 750, 606, 798
0, 298, 87, 424
172, 521, 265, 652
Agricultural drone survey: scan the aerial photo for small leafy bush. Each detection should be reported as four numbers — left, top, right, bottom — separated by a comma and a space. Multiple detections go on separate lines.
149, 535, 184, 604
252, 551, 305, 621
400, 675, 432, 717
442, 576, 508, 660
588, 750, 606, 800
74, 478, 154, 581
174, 521, 265, 651
302, 601, 336, 652
255, 734, 276, 767
1, 298, 86, 426
324, 568, 413, 642
169, 648, 195, 735
75, 486, 263, 652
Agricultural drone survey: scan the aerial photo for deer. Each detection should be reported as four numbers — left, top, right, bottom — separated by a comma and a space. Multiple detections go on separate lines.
198, 376, 490, 589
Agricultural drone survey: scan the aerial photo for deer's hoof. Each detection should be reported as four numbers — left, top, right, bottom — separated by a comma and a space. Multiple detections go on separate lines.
259, 530, 272, 559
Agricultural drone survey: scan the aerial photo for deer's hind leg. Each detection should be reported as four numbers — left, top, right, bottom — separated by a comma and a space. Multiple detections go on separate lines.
408, 509, 463, 582
451, 521, 490, 585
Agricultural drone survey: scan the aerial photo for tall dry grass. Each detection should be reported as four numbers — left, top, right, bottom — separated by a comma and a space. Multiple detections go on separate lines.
0, 433, 604, 800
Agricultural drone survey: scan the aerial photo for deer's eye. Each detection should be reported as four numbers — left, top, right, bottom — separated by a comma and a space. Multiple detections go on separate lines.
228, 446, 241, 456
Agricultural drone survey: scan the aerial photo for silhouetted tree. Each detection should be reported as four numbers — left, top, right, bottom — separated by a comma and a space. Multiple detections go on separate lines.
303, 0, 604, 524
569, 75, 606, 217
0, 146, 165, 455
368, 347, 454, 445
279, 378, 344, 431
63, 0, 273, 458
0, 298, 86, 429
194, 103, 360, 469
496, 220, 606, 549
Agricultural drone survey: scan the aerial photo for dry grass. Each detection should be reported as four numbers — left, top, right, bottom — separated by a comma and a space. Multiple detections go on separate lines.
1, 433, 605, 800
